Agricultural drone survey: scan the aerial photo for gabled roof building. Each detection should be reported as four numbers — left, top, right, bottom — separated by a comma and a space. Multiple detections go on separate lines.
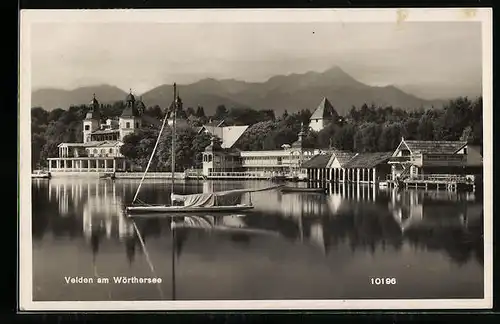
309, 97, 340, 132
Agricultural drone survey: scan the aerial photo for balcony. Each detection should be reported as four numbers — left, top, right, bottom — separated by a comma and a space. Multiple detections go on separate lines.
389, 154, 466, 167
418, 154, 466, 167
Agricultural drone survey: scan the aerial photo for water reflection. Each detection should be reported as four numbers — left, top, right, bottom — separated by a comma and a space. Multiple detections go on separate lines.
33, 179, 483, 265
32, 179, 484, 300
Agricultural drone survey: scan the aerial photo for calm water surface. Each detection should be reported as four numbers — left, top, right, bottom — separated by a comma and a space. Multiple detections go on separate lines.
31, 178, 484, 301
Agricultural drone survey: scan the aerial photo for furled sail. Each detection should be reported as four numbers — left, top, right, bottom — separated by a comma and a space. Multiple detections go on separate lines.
170, 185, 283, 208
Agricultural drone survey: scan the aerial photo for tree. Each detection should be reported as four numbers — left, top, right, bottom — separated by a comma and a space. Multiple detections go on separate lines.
353, 122, 382, 152
214, 105, 228, 120
191, 132, 212, 168
144, 105, 163, 119
331, 124, 356, 151
402, 117, 419, 140
417, 111, 435, 141
156, 125, 211, 171
195, 106, 206, 118
317, 123, 337, 148
378, 123, 405, 151
434, 97, 473, 141
48, 108, 65, 123
120, 128, 160, 170
234, 120, 276, 151
186, 107, 195, 117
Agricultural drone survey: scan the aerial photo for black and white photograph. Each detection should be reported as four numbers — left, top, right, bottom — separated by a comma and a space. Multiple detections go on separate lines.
19, 8, 492, 310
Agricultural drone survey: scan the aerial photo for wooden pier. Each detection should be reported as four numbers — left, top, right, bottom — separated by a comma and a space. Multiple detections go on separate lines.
387, 174, 477, 192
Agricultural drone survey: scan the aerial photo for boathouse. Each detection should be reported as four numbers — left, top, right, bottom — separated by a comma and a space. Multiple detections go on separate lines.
301, 150, 392, 183
388, 138, 483, 181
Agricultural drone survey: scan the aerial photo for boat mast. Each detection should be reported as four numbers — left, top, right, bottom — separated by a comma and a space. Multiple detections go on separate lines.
131, 90, 170, 205
171, 83, 177, 202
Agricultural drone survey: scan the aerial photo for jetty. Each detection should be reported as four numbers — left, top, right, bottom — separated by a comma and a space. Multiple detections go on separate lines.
387, 174, 478, 192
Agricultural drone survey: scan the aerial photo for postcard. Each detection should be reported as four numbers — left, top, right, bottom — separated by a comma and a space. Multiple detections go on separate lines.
19, 8, 492, 311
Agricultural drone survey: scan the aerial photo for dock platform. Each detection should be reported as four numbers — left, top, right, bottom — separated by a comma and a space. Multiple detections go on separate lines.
387, 174, 477, 192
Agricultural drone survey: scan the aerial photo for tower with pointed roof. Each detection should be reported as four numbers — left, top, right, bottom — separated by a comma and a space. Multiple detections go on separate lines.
83, 94, 101, 143
167, 84, 187, 127
119, 90, 142, 140
309, 97, 339, 132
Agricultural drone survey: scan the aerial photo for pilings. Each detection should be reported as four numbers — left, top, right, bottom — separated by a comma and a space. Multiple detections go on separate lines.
305, 167, 379, 184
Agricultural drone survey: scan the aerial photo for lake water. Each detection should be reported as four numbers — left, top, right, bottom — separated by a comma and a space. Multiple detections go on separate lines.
31, 178, 484, 301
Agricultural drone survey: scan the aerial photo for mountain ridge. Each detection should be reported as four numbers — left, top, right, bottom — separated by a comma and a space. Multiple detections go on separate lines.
31, 67, 452, 115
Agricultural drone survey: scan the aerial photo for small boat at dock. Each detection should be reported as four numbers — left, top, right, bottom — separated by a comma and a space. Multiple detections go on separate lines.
280, 186, 326, 194
31, 170, 51, 179
270, 175, 287, 182
378, 181, 388, 189
99, 173, 115, 180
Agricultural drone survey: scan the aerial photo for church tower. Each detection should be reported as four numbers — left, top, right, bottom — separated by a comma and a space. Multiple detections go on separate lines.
119, 90, 142, 140
83, 94, 101, 143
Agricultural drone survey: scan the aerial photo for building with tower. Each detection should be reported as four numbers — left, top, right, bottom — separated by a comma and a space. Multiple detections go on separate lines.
47, 91, 155, 175
201, 123, 320, 178
309, 97, 340, 132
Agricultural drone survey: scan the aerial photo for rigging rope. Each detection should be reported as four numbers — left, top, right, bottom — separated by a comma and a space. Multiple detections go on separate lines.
131, 112, 170, 205
132, 220, 164, 299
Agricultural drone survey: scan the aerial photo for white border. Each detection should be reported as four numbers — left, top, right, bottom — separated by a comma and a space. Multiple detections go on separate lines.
19, 8, 493, 311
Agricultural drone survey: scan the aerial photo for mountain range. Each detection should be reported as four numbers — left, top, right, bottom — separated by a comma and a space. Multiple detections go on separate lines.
31, 66, 454, 116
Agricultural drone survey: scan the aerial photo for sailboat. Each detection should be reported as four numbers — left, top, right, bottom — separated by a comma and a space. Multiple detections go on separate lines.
125, 83, 281, 215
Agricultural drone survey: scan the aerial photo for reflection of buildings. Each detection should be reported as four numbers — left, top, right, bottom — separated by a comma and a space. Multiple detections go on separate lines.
49, 179, 86, 216
388, 189, 483, 232
254, 183, 379, 219
81, 181, 134, 240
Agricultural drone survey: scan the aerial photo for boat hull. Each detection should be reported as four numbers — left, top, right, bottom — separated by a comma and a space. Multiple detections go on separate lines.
281, 187, 326, 193
32, 175, 51, 179
126, 204, 255, 215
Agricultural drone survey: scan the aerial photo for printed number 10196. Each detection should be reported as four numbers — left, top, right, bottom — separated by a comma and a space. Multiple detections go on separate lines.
370, 277, 397, 285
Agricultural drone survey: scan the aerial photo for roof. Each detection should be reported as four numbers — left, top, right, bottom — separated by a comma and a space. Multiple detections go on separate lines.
301, 153, 333, 168
344, 152, 393, 168
89, 95, 99, 108
91, 129, 119, 135
329, 150, 358, 167
126, 93, 135, 102
86, 140, 123, 148
121, 103, 141, 118
58, 140, 122, 148
204, 120, 225, 127
85, 110, 101, 120
310, 97, 338, 120
58, 142, 89, 147
201, 125, 249, 148
400, 140, 467, 155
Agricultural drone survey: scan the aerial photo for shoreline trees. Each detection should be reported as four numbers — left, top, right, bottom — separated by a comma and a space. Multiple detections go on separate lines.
30, 96, 483, 170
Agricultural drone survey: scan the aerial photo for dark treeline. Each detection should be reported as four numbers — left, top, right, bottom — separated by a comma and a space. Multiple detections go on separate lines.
31, 96, 482, 171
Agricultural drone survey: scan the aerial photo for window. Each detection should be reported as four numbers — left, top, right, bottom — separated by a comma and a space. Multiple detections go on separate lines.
135, 122, 139, 128
84, 125, 90, 131
109, 148, 113, 153
126, 122, 130, 128
93, 149, 98, 154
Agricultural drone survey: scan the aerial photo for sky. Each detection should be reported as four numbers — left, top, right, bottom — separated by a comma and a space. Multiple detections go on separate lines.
30, 21, 482, 99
